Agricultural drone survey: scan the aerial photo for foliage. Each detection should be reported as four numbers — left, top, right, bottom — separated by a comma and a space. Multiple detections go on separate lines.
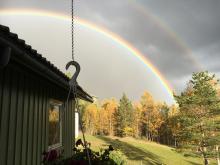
72, 139, 126, 165
42, 139, 126, 165
174, 71, 220, 164
114, 93, 133, 137
82, 104, 99, 135
140, 92, 164, 141
102, 99, 118, 136
79, 71, 220, 165
79, 92, 181, 146
109, 150, 126, 165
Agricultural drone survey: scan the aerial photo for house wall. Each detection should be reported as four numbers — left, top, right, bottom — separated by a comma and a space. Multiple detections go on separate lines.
0, 62, 75, 165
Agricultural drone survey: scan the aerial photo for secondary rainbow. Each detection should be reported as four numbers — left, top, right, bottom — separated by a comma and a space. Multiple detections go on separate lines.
128, 0, 203, 70
0, 8, 174, 100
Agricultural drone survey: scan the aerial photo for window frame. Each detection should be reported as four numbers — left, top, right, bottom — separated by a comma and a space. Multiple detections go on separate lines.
48, 99, 63, 150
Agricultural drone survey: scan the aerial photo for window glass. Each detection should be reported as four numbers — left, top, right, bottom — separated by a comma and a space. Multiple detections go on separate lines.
48, 102, 62, 148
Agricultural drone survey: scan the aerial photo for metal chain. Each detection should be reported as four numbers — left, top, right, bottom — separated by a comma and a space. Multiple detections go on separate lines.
73, 86, 92, 165
71, 1, 91, 164
71, 0, 75, 61
46, 1, 91, 164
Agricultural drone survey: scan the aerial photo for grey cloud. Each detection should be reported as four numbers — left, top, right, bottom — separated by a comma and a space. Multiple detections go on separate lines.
196, 41, 220, 72
75, 0, 201, 80
0, 0, 220, 100
140, 0, 220, 49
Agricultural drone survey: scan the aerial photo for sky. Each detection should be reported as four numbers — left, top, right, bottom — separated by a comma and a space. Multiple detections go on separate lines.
0, 0, 220, 104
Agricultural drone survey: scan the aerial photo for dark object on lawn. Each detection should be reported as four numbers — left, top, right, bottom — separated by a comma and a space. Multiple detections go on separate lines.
108, 145, 114, 151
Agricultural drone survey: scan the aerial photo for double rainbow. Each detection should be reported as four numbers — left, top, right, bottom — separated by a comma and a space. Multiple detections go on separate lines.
0, 8, 174, 100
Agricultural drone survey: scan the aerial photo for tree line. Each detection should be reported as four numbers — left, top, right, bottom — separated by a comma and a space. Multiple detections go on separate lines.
78, 71, 220, 165
79, 92, 175, 143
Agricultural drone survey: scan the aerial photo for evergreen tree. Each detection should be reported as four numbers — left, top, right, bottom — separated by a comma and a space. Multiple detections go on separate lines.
175, 71, 220, 165
114, 93, 133, 137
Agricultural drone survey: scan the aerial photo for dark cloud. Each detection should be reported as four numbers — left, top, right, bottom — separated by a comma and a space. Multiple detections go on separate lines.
75, 0, 202, 79
139, 0, 220, 49
0, 0, 220, 98
196, 41, 220, 72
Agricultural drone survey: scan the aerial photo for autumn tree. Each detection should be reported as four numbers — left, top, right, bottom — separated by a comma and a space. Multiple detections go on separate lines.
167, 105, 180, 147
175, 71, 220, 165
157, 103, 170, 144
101, 99, 118, 135
82, 103, 99, 135
133, 102, 142, 138
140, 92, 163, 141
140, 92, 154, 139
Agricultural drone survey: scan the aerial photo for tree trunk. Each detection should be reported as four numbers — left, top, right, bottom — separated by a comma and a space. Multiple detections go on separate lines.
217, 158, 220, 165
204, 158, 208, 165
216, 145, 220, 165
174, 137, 176, 148
202, 150, 208, 165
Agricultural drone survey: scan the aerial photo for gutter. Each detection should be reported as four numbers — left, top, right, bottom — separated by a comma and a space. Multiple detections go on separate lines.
0, 35, 93, 102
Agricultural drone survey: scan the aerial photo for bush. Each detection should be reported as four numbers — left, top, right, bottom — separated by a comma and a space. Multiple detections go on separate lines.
123, 127, 133, 137
109, 150, 126, 165
42, 139, 126, 165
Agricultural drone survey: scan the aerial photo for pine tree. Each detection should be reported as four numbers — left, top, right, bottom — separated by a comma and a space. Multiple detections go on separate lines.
114, 93, 133, 137
175, 71, 220, 165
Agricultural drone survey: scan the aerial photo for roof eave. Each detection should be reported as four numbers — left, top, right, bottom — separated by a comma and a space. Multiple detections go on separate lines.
0, 25, 93, 103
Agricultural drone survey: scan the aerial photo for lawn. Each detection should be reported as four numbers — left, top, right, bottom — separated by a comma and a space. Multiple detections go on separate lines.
77, 134, 214, 165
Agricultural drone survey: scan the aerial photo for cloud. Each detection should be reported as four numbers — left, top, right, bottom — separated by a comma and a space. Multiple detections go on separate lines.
196, 41, 220, 72
73, 0, 202, 79
0, 0, 220, 102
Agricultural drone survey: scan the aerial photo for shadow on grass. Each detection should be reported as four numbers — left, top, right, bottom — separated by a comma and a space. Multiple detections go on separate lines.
95, 136, 162, 165
186, 160, 201, 165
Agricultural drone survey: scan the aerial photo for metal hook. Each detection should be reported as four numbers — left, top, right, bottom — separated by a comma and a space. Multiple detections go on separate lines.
66, 60, 81, 87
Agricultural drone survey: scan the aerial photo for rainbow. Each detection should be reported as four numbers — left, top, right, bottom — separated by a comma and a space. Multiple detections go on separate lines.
0, 8, 174, 100
128, 0, 203, 70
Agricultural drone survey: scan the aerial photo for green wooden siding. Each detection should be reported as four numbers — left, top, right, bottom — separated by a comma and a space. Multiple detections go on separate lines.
0, 63, 75, 165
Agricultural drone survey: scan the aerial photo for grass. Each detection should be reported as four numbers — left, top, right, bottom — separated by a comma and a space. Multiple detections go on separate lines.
77, 134, 215, 165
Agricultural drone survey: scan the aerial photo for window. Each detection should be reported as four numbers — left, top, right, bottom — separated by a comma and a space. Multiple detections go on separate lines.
48, 100, 62, 149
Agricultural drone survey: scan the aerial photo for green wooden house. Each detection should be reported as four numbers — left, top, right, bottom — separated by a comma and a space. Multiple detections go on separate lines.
0, 24, 93, 165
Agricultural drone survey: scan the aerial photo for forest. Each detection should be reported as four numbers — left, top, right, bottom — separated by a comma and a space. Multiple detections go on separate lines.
79, 71, 220, 164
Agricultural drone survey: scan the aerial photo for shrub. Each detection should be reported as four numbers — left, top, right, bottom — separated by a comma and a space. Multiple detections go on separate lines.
42, 139, 126, 165
109, 150, 126, 165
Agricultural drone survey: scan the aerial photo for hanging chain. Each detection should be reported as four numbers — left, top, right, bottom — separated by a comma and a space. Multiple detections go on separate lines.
71, 1, 91, 164
71, 0, 75, 61
74, 86, 92, 165
45, 1, 91, 164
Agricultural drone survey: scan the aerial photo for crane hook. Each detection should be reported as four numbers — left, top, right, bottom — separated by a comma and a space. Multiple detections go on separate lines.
66, 60, 81, 87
